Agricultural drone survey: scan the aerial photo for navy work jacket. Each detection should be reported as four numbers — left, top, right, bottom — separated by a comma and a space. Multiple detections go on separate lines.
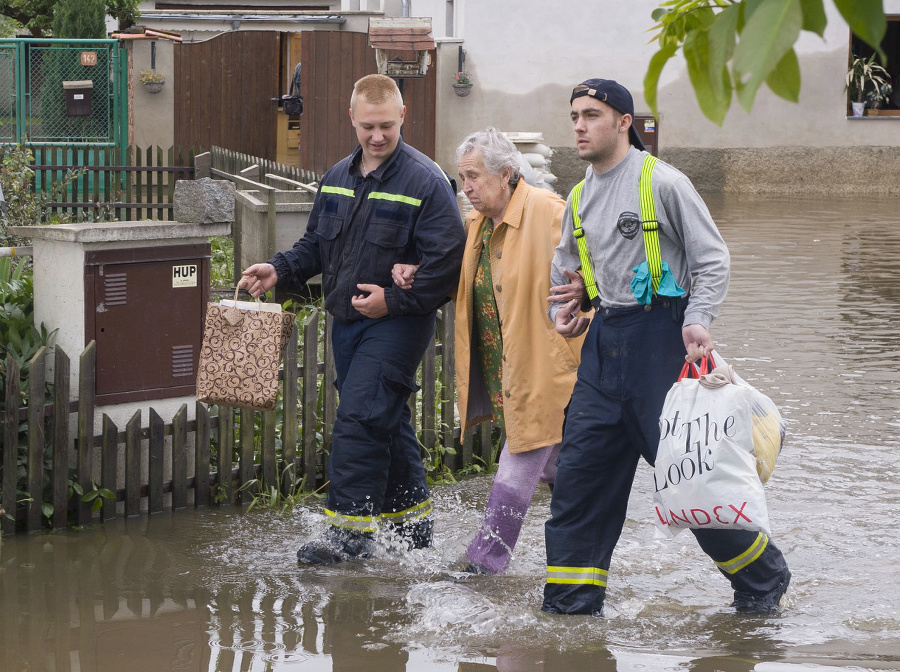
270, 140, 465, 322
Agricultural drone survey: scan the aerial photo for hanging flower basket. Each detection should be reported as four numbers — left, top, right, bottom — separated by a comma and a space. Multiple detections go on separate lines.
139, 69, 166, 94
143, 80, 164, 94
452, 71, 472, 97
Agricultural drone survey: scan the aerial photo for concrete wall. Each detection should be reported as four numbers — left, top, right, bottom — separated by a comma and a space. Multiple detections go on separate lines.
131, 0, 900, 193
134, 0, 374, 41
234, 189, 314, 270
131, 39, 175, 149
430, 0, 900, 195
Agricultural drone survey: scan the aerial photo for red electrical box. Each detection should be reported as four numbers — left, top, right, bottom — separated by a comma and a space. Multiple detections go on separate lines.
84, 244, 210, 405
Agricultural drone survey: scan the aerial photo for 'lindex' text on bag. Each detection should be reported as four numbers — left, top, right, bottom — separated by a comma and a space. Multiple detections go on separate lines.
655, 501, 755, 528
654, 410, 737, 492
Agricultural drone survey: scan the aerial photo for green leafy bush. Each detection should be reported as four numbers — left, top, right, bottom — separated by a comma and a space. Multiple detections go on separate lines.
0, 144, 96, 245
0, 256, 57, 527
209, 235, 234, 287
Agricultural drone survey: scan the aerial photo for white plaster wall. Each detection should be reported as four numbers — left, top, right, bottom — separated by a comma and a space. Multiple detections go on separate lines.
659, 1, 900, 147
433, 0, 900, 154
33, 240, 86, 392
409, 0, 450, 37
132, 39, 175, 149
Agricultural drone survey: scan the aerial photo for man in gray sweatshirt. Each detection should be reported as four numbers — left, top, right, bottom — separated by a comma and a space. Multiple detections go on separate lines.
542, 78, 791, 616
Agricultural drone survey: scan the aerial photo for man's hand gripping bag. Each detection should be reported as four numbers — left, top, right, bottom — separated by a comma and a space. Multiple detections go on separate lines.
652, 354, 784, 538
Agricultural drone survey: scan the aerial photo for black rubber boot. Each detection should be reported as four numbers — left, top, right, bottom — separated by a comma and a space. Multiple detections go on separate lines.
296, 527, 374, 565
541, 584, 606, 617
388, 517, 433, 551
731, 566, 791, 614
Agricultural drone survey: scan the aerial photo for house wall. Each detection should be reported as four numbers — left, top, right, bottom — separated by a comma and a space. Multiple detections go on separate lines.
134, 1, 373, 41
128, 4, 377, 151
131, 39, 175, 149
428, 0, 900, 195
130, 0, 900, 194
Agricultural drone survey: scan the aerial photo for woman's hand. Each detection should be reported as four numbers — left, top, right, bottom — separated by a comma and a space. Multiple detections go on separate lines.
548, 268, 586, 304
391, 263, 419, 290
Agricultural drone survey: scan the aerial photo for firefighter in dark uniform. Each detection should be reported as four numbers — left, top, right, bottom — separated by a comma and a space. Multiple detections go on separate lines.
542, 78, 791, 615
240, 74, 465, 564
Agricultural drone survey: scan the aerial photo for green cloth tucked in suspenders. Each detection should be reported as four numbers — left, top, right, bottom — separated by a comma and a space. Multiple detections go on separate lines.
570, 154, 662, 304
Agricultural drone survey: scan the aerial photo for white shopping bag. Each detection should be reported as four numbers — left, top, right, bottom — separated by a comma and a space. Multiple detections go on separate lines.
652, 355, 772, 538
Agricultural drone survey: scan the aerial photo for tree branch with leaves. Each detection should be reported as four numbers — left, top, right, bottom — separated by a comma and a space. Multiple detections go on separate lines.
645, 0, 887, 125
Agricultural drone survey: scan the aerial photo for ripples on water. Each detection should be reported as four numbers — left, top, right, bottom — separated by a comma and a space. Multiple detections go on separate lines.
1, 196, 899, 671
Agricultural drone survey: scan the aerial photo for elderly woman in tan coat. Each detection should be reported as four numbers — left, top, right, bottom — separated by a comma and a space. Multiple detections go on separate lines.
394, 128, 588, 574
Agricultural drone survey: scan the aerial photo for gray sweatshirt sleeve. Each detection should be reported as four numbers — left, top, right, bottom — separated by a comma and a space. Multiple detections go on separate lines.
548, 196, 583, 323
661, 176, 730, 330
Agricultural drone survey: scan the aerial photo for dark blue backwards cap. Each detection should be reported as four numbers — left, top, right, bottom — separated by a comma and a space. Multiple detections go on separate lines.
570, 78, 645, 151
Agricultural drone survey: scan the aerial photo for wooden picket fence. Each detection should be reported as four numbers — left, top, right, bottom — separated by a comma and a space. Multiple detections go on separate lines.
0, 305, 497, 536
26, 144, 200, 221
15, 144, 319, 224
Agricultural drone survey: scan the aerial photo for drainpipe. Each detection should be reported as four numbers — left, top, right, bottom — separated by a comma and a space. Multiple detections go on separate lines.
401, 0, 409, 17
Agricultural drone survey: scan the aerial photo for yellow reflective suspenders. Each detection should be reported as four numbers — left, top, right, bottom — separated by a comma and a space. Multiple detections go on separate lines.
569, 179, 599, 303
570, 153, 662, 303
639, 154, 662, 293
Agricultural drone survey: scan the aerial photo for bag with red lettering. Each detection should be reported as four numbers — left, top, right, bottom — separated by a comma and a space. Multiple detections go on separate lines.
652, 353, 784, 538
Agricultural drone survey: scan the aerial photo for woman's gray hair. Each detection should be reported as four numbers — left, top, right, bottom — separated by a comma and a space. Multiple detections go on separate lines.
456, 127, 521, 186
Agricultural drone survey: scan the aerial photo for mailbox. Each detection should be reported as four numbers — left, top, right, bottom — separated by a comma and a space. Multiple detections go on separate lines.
63, 80, 93, 116
84, 244, 211, 405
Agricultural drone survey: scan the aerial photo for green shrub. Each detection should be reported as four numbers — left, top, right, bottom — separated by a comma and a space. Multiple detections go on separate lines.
0, 144, 96, 244
0, 256, 57, 526
209, 235, 234, 287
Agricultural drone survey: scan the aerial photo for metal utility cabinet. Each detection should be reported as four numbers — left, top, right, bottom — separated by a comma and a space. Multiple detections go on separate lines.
84, 244, 209, 403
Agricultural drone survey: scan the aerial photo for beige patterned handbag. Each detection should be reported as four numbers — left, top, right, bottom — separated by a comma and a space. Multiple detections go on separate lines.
196, 289, 295, 411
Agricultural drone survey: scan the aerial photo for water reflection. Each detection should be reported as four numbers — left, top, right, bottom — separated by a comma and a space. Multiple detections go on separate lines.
2, 195, 900, 671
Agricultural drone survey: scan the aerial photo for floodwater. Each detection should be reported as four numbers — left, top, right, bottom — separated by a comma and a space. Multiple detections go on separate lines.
2, 195, 900, 672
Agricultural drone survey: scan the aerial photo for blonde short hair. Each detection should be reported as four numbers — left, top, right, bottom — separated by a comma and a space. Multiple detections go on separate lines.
351, 74, 403, 111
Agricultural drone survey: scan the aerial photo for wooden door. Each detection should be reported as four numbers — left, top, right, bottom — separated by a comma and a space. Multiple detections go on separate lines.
173, 31, 281, 159
300, 30, 436, 175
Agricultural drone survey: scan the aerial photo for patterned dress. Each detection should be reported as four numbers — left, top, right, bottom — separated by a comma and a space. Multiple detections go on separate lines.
472, 218, 505, 432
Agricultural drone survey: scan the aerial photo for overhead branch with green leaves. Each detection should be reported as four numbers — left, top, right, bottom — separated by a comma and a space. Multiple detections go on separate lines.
645, 0, 887, 125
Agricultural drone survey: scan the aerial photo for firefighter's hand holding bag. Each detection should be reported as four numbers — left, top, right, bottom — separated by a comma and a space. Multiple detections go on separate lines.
196, 288, 295, 411
652, 352, 785, 538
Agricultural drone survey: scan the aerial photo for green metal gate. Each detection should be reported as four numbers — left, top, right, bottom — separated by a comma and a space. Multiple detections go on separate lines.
0, 38, 127, 156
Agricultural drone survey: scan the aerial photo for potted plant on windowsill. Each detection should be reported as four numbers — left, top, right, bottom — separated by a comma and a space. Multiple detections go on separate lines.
865, 82, 894, 116
139, 69, 166, 94
452, 71, 473, 97
845, 54, 890, 117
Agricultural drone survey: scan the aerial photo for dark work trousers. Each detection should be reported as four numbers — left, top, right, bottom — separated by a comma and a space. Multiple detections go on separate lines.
326, 312, 435, 533
542, 299, 790, 615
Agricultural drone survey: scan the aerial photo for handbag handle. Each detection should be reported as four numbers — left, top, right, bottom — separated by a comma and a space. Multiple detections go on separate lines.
233, 285, 263, 312
677, 355, 712, 381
